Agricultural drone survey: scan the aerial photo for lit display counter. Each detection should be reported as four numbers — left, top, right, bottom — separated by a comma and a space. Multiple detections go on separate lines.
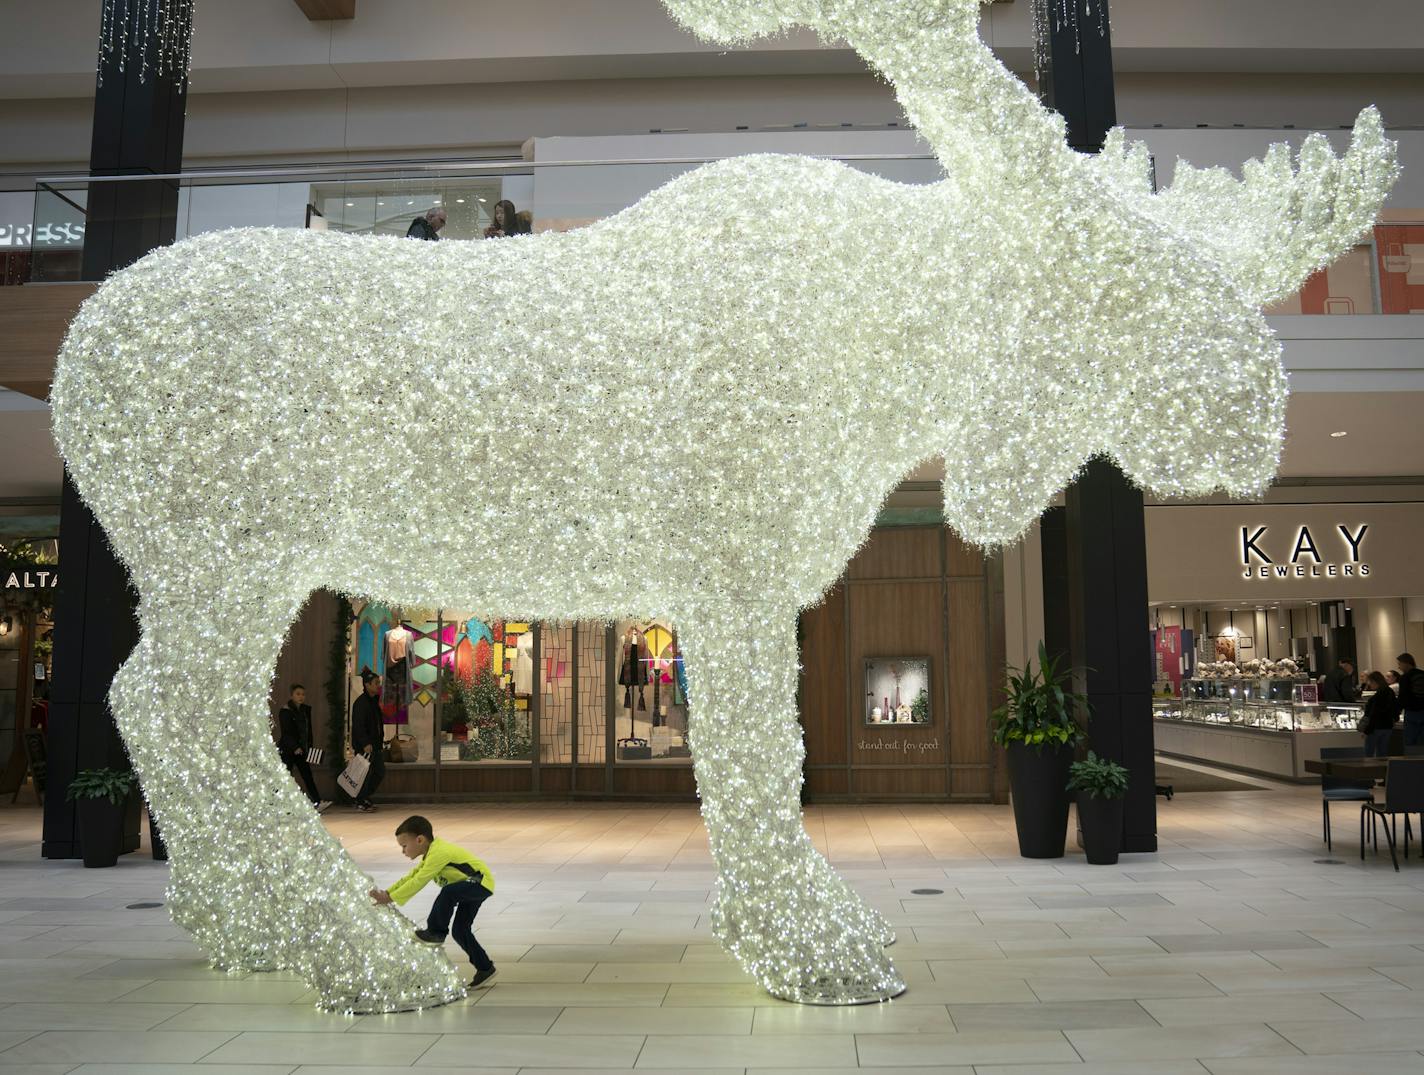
1153, 678, 1363, 781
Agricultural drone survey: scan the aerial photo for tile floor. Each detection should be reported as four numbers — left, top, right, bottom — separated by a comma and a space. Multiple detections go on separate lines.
4, 768, 1424, 1073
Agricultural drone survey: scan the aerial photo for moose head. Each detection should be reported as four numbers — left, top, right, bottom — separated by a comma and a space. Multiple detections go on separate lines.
665, 0, 1399, 544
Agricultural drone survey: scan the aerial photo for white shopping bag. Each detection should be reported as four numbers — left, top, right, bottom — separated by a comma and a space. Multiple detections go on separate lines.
337, 753, 370, 799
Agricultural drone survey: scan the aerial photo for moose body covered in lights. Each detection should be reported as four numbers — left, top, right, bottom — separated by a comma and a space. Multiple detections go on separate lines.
52, 0, 1396, 1010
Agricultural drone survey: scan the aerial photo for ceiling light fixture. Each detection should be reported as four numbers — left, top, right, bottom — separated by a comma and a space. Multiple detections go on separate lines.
1330, 430, 1348, 438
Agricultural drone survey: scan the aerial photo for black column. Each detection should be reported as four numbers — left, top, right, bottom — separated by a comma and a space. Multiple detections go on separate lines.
1036, 1, 1156, 852
43, 0, 190, 859
1064, 461, 1155, 852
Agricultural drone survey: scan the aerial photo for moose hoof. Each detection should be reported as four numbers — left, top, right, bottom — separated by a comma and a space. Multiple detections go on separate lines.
315, 982, 468, 1015
713, 887, 905, 1005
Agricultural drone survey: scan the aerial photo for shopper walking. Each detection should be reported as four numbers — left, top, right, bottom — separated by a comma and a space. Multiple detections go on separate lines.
351, 670, 386, 810
1359, 671, 1402, 757
1399, 654, 1424, 746
370, 814, 497, 989
406, 207, 446, 241
278, 684, 329, 810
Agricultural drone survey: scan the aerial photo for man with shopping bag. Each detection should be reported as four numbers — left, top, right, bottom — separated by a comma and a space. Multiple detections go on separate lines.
349, 669, 385, 810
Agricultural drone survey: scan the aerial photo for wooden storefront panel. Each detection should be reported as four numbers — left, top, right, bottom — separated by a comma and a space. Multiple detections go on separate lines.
847, 576, 948, 768
851, 767, 947, 798
947, 578, 991, 772
799, 584, 848, 764
847, 527, 942, 580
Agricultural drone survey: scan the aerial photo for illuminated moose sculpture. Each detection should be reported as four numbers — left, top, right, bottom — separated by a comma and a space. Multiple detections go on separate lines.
52, 0, 1396, 1010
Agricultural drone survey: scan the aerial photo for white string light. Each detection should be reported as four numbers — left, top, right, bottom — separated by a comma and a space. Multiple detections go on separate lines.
53, 0, 1396, 1010
98, 0, 194, 88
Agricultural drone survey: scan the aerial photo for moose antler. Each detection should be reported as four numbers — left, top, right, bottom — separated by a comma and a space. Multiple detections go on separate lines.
1130, 108, 1400, 306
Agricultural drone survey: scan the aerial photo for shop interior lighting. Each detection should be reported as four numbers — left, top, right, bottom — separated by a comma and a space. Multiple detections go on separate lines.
1330, 430, 1348, 438
48, 0, 1398, 1014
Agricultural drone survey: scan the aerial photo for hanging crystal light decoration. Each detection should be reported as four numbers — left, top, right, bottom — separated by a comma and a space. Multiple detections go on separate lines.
98, 0, 195, 87
1030, 0, 1110, 83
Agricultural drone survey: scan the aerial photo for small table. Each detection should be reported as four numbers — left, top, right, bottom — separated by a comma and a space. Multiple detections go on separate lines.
1304, 757, 1389, 780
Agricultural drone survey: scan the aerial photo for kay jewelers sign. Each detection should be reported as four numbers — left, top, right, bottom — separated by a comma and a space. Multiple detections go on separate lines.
1146, 502, 1424, 602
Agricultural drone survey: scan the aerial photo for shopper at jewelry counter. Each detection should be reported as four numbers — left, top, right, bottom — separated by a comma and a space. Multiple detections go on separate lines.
1399, 654, 1424, 747
1322, 658, 1360, 704
1360, 671, 1402, 757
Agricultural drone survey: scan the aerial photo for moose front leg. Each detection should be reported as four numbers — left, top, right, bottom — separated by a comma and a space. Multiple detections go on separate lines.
109, 593, 466, 1013
680, 605, 903, 1004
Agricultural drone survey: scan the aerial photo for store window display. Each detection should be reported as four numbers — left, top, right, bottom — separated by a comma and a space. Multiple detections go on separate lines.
615, 621, 690, 762
441, 620, 534, 764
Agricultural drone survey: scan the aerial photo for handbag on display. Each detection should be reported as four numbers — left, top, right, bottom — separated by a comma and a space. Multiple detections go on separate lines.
386, 733, 418, 763
337, 753, 371, 798
618, 736, 652, 760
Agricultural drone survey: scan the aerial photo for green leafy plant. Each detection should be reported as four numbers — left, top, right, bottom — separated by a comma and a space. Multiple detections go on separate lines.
1067, 751, 1130, 800
65, 768, 137, 805
990, 641, 1088, 750
911, 687, 930, 724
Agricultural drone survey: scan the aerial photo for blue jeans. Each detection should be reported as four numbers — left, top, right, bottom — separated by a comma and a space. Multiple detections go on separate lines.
1404, 712, 1424, 747
426, 879, 493, 972
1365, 729, 1394, 757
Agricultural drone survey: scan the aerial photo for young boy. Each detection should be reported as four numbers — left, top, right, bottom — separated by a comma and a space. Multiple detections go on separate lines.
369, 815, 497, 988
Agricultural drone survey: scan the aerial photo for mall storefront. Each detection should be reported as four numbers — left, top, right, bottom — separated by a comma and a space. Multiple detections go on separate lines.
273, 524, 1003, 804
1146, 497, 1424, 780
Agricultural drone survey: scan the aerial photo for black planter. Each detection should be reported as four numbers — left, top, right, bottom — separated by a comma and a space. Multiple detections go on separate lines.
1005, 742, 1074, 858
148, 806, 168, 861
77, 796, 125, 868
1076, 793, 1126, 865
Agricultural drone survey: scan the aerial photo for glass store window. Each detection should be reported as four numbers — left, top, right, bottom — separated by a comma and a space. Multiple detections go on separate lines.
613, 620, 690, 763
348, 604, 533, 769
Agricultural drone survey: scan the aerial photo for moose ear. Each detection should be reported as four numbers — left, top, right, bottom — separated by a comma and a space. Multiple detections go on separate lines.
661, 0, 823, 44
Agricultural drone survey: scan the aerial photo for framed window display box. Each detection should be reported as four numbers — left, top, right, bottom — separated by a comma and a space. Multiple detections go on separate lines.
864, 657, 932, 726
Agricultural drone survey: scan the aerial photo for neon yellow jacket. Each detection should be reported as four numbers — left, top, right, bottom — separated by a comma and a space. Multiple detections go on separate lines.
388, 837, 495, 905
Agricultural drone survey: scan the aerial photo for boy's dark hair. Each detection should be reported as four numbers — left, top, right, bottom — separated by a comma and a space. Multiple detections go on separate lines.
290, 682, 305, 694
1400, 653, 1417, 668
396, 815, 434, 842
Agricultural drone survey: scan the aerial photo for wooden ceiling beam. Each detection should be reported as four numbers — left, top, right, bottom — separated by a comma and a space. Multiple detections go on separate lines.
293, 0, 355, 21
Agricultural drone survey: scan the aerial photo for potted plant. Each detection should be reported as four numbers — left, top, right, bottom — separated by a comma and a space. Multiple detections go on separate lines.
65, 768, 138, 868
1067, 751, 1130, 865
991, 642, 1088, 858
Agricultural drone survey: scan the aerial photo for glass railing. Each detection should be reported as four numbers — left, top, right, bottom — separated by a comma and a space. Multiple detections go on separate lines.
23, 150, 945, 283
19, 150, 1424, 313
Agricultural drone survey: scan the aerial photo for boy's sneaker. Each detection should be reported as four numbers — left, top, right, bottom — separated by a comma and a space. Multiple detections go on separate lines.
315, 801, 332, 814
469, 966, 497, 989
414, 929, 445, 945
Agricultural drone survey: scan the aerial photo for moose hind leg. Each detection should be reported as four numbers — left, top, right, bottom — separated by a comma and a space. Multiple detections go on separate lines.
111, 590, 466, 1012
680, 606, 903, 1004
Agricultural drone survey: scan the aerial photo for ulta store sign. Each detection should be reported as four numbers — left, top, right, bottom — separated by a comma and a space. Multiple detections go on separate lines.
1240, 524, 1370, 580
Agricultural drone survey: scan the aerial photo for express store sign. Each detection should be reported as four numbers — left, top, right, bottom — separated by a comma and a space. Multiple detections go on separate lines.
0, 222, 85, 249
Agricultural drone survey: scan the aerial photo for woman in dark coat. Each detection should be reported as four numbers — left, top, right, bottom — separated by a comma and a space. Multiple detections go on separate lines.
1361, 670, 1402, 757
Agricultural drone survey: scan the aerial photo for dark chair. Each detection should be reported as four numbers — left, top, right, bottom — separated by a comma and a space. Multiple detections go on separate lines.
1319, 746, 1373, 850
1362, 759, 1424, 871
